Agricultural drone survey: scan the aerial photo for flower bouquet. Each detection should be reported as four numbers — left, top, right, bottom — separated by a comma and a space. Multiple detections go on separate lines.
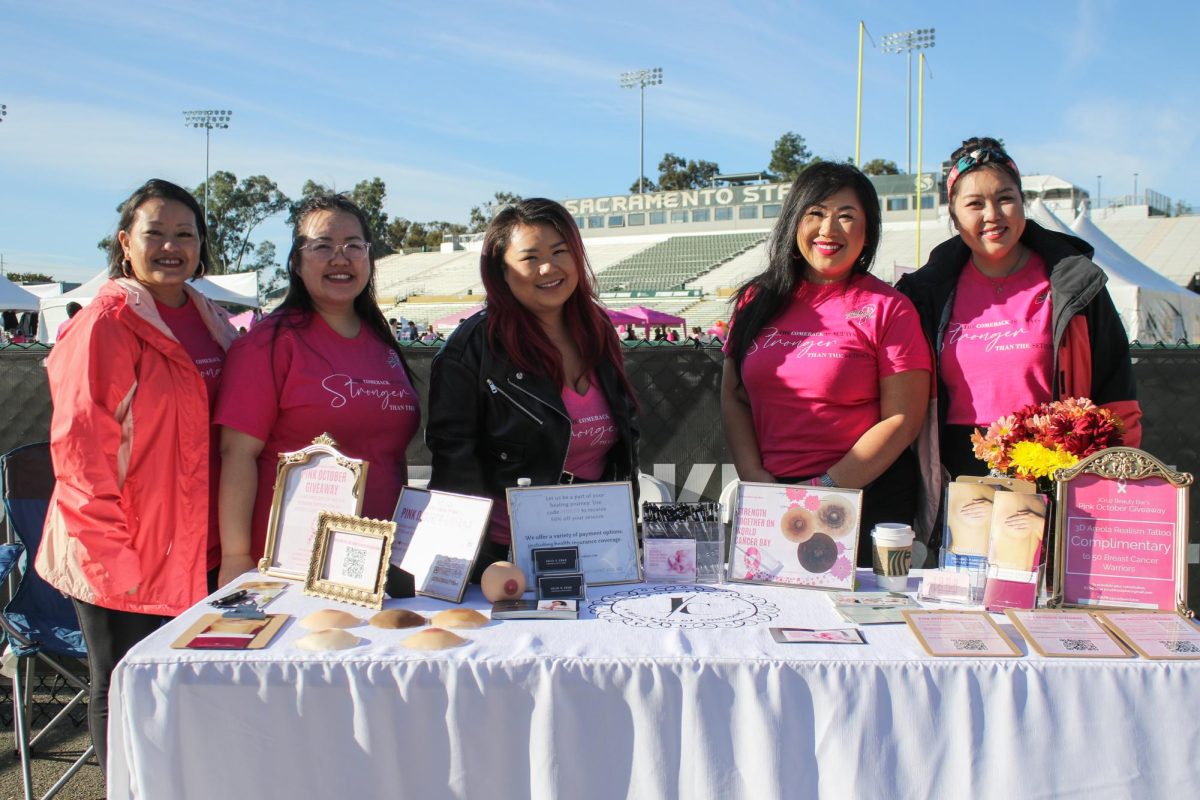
971, 397, 1124, 487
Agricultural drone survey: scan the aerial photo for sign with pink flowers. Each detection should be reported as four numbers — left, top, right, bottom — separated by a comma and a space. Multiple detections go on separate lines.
1052, 447, 1192, 614
727, 482, 863, 591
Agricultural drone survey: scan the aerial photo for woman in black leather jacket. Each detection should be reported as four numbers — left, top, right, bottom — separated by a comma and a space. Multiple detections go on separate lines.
426, 199, 639, 579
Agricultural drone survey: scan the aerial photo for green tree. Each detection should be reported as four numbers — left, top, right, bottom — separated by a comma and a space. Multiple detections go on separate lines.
657, 154, 720, 191
5, 271, 55, 284
468, 191, 523, 233
196, 172, 290, 273
349, 178, 395, 257
657, 153, 689, 190
247, 241, 286, 300
629, 176, 658, 193
385, 217, 411, 251
768, 132, 812, 182
861, 158, 900, 176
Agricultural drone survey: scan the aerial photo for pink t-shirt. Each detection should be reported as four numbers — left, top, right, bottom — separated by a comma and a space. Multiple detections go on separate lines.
942, 254, 1054, 425
563, 379, 619, 481
726, 274, 931, 479
157, 297, 226, 570
215, 312, 421, 560
484, 379, 620, 547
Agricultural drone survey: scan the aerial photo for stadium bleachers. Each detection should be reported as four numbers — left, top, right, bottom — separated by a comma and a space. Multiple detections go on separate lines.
375, 251, 482, 302
596, 232, 766, 292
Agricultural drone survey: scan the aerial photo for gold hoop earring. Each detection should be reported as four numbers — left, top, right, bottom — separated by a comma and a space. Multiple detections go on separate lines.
121, 258, 133, 278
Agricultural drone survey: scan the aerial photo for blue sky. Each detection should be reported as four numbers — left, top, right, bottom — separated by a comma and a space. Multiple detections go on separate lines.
2, 0, 1197, 283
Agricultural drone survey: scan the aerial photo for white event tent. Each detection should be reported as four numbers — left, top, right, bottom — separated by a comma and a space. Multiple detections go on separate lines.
0, 275, 42, 312
1027, 199, 1200, 343
37, 270, 260, 343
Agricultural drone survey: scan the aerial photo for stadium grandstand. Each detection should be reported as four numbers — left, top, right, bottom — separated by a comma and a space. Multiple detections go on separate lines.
372, 171, 1200, 338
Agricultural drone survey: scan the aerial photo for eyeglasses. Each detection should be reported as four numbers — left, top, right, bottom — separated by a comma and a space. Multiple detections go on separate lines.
300, 241, 371, 260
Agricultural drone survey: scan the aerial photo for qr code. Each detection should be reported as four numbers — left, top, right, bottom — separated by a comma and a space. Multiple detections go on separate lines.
1061, 639, 1099, 652
952, 639, 987, 651
1161, 640, 1200, 654
341, 547, 367, 581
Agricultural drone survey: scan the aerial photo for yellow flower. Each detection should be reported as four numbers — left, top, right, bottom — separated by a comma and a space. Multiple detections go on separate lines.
1009, 441, 1078, 481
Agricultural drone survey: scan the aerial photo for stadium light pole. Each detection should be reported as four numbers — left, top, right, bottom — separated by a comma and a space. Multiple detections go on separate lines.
620, 68, 663, 194
0, 103, 7, 125
880, 28, 935, 176
182, 109, 233, 222
1097, 175, 1102, 210
1134, 173, 1139, 205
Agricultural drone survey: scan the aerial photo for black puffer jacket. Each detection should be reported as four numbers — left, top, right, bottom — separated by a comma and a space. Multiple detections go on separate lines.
425, 310, 640, 505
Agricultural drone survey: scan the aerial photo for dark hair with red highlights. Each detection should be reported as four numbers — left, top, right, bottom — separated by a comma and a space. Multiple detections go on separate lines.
480, 198, 632, 398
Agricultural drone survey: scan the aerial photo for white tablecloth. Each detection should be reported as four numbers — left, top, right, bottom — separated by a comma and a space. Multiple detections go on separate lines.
108, 571, 1200, 799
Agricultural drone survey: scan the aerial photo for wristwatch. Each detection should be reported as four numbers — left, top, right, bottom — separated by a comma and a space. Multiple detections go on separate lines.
814, 473, 837, 488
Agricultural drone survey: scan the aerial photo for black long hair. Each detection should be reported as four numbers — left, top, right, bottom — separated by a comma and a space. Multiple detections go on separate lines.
271, 192, 411, 379
724, 162, 882, 374
107, 178, 213, 279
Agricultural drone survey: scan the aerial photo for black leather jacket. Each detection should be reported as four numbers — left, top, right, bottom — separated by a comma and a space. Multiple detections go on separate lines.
426, 311, 640, 505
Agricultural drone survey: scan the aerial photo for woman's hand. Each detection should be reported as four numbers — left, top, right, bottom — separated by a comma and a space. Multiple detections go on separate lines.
218, 427, 267, 584
218, 553, 256, 588
720, 359, 774, 482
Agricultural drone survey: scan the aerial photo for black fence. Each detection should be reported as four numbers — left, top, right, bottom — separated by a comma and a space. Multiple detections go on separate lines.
3, 341, 1197, 608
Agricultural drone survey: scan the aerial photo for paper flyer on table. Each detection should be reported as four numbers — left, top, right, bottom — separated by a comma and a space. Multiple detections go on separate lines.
1005, 609, 1132, 658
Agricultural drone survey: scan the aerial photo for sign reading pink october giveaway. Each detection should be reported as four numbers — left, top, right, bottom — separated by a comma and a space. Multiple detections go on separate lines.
1062, 473, 1178, 609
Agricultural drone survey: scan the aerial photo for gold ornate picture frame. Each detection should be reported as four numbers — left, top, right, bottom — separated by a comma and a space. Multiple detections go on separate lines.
1050, 447, 1192, 616
303, 512, 395, 610
260, 434, 368, 581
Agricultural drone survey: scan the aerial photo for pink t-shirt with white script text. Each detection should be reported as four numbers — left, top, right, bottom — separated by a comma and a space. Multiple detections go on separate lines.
215, 312, 420, 559
942, 254, 1053, 425
726, 274, 930, 479
563, 379, 619, 481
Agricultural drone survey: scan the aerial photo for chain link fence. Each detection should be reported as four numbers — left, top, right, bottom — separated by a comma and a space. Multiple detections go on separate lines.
3, 341, 1197, 608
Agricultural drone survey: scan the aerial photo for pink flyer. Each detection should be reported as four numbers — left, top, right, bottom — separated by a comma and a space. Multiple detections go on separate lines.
1062, 474, 1177, 609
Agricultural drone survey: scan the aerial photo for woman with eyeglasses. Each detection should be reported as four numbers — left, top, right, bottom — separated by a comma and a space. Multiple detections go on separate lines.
897, 137, 1141, 489
36, 178, 236, 771
425, 198, 639, 580
214, 194, 420, 587
722, 163, 931, 567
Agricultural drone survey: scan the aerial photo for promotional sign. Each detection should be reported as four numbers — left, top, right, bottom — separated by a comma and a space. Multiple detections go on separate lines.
1053, 448, 1192, 613
508, 482, 641, 586
260, 435, 367, 581
391, 487, 492, 603
303, 512, 395, 610
727, 482, 862, 591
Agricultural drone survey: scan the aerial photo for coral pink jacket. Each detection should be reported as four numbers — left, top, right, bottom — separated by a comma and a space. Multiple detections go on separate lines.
36, 279, 235, 615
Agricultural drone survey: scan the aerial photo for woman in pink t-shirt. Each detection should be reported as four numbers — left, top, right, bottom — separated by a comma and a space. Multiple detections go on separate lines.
722, 163, 931, 566
897, 138, 1141, 491
215, 194, 420, 589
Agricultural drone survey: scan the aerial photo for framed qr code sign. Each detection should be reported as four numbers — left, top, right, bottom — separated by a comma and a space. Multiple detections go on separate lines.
303, 512, 396, 609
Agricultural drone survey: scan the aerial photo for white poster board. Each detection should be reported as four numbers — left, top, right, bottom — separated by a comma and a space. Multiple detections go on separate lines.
507, 482, 641, 586
391, 487, 492, 603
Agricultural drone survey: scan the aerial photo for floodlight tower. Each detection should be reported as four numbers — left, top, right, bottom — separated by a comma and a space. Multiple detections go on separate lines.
620, 68, 663, 194
0, 104, 7, 125
880, 28, 935, 176
182, 109, 233, 221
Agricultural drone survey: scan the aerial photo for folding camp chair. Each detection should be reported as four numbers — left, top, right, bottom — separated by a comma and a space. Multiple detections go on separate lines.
0, 442, 93, 800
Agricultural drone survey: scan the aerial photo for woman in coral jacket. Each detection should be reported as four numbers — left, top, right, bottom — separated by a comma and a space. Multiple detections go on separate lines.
36, 179, 235, 770
896, 137, 1142, 489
